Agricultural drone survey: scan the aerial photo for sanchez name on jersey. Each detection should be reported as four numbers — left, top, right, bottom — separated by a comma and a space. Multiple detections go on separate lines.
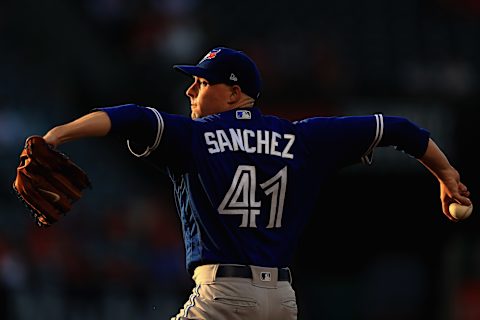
204, 129, 295, 159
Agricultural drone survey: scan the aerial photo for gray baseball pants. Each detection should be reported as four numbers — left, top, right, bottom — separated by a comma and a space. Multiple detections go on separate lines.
171, 264, 297, 320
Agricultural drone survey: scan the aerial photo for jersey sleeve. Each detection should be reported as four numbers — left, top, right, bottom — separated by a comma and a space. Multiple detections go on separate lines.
377, 115, 430, 157
295, 114, 430, 167
92, 104, 193, 168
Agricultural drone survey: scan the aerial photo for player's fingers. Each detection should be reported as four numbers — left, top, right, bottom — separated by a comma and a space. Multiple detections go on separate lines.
453, 196, 472, 207
459, 181, 468, 190
452, 183, 471, 206
458, 182, 470, 197
441, 180, 470, 203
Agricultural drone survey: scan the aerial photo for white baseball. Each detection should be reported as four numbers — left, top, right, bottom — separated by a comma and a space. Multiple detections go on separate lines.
449, 203, 473, 220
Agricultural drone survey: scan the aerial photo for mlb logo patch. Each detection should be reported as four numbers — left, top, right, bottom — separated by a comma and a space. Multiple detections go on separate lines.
236, 110, 251, 120
260, 272, 272, 282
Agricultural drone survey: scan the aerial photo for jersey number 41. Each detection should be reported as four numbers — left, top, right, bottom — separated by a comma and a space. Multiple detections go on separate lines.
218, 165, 287, 228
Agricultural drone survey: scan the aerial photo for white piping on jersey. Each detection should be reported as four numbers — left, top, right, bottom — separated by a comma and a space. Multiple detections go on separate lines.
127, 107, 164, 158
361, 113, 384, 165
180, 284, 200, 319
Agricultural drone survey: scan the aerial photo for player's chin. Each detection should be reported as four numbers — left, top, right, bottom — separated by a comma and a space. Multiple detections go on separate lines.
191, 109, 201, 119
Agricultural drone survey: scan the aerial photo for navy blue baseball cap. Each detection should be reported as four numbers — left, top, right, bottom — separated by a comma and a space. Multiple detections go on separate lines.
173, 47, 262, 100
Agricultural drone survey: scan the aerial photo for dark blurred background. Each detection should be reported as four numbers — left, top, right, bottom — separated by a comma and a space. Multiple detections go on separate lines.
0, 0, 479, 319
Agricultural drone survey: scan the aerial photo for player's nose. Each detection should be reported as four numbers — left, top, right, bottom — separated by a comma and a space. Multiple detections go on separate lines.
186, 81, 198, 98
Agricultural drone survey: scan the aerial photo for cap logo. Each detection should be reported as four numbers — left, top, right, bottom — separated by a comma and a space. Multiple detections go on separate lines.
199, 48, 221, 64
236, 110, 251, 120
229, 73, 238, 81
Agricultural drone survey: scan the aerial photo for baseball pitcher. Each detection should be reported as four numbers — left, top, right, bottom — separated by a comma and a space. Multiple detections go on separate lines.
36, 47, 471, 320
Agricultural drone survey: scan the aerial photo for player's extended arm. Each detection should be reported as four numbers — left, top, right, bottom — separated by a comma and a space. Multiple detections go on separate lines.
418, 138, 471, 220
43, 111, 111, 147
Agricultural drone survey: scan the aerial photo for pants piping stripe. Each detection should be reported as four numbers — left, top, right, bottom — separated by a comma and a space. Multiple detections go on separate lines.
183, 284, 201, 318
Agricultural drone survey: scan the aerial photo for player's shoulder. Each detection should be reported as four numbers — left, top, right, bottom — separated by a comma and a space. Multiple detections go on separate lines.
194, 113, 222, 123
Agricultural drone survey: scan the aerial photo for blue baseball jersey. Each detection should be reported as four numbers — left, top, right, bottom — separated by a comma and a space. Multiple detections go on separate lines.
96, 104, 430, 274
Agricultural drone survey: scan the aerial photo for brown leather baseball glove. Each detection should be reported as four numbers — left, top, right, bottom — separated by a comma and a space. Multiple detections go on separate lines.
12, 135, 92, 227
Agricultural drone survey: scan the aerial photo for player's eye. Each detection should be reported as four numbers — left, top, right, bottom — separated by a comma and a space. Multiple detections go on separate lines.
200, 80, 208, 87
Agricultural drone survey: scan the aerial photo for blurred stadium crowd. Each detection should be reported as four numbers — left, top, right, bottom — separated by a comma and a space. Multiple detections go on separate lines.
0, 0, 479, 319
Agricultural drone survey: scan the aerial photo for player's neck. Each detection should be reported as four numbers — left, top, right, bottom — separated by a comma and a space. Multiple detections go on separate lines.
234, 103, 254, 109
231, 97, 255, 110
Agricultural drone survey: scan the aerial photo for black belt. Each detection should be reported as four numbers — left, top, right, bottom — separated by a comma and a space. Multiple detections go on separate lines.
216, 265, 291, 282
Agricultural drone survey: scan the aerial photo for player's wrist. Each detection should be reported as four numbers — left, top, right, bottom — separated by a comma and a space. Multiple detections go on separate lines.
43, 127, 62, 147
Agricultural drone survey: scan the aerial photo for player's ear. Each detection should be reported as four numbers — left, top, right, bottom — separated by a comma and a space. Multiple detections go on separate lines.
229, 85, 242, 103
